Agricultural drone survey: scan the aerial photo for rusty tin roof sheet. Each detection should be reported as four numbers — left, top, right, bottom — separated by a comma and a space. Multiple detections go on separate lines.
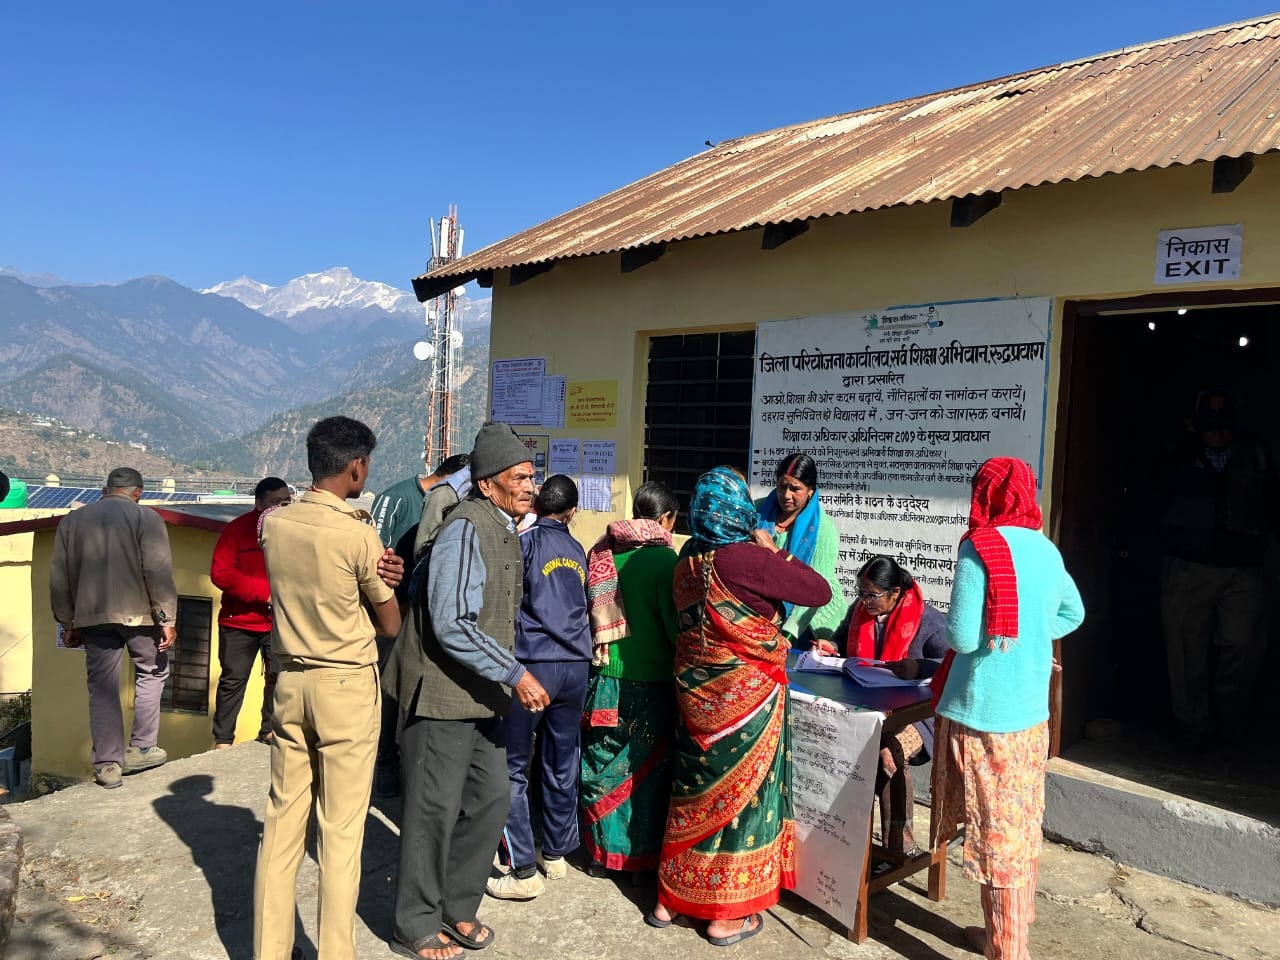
417, 16, 1280, 295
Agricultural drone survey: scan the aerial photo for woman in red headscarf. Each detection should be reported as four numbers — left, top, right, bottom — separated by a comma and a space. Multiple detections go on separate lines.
930, 458, 1085, 960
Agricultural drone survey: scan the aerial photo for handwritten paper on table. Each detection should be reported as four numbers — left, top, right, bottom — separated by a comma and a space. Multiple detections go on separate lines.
578, 475, 612, 512
789, 691, 882, 932
793, 651, 846, 674
842, 660, 931, 688
490, 357, 545, 425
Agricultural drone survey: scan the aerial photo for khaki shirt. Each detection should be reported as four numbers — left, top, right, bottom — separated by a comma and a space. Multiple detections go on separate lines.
262, 488, 394, 668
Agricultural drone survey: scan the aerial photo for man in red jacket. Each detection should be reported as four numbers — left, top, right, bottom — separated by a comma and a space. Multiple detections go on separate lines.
210, 477, 293, 747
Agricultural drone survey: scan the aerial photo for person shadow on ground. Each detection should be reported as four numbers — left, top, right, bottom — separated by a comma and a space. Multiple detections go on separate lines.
154, 774, 314, 959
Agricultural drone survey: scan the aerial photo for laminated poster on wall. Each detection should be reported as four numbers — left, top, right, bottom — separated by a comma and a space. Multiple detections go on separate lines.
490, 357, 546, 425
751, 297, 1052, 610
580, 440, 616, 475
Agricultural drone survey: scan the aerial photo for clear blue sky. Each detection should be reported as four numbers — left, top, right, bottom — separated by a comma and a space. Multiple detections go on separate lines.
2, 1, 1272, 292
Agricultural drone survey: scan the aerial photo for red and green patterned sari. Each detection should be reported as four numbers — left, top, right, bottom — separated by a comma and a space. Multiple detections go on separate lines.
656, 553, 796, 920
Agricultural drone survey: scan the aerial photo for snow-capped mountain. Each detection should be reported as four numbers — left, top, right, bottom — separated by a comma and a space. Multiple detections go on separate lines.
204, 267, 421, 332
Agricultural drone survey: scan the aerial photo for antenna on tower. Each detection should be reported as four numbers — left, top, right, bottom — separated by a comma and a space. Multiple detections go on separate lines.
417, 205, 463, 469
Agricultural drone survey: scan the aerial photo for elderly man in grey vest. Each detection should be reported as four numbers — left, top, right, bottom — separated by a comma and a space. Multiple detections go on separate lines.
383, 422, 550, 960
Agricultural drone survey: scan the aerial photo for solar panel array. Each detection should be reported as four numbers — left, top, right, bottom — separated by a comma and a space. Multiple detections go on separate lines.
24, 486, 205, 509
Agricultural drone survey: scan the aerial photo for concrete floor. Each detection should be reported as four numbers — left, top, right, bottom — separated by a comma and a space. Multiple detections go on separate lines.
7, 744, 1278, 960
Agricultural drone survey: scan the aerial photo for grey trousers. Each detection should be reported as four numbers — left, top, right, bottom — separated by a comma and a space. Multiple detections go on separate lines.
80, 624, 170, 769
394, 715, 508, 944
1160, 557, 1266, 734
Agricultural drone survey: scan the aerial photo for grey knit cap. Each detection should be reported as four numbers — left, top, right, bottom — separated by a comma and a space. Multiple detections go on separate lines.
469, 422, 533, 480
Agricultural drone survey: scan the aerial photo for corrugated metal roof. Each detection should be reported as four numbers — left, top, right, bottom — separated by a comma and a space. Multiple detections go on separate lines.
416, 16, 1280, 297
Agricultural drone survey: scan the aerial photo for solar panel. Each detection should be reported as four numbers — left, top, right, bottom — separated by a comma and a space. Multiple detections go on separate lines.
24, 486, 104, 508
167, 493, 201, 502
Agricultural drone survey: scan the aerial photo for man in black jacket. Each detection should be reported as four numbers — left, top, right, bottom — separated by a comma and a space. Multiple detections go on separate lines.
1159, 389, 1275, 747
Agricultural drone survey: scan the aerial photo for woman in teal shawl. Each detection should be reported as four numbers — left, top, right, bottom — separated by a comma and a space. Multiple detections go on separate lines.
649, 467, 831, 946
756, 452, 846, 651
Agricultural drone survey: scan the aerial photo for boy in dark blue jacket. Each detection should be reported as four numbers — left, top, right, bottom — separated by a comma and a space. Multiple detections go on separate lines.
488, 475, 592, 900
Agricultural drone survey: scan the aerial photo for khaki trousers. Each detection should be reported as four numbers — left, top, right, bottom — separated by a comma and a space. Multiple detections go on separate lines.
253, 663, 379, 960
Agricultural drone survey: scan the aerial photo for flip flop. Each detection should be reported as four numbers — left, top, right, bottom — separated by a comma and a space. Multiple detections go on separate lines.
441, 917, 495, 951
389, 933, 464, 959
707, 913, 764, 947
644, 909, 677, 929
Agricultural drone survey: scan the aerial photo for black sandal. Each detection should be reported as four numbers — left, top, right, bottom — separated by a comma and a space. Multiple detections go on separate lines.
389, 933, 463, 959
441, 917, 494, 951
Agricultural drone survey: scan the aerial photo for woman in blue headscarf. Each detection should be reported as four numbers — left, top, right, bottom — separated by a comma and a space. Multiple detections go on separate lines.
756, 453, 846, 651
648, 467, 830, 946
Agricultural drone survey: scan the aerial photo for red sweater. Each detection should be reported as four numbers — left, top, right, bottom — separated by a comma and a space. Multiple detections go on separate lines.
210, 508, 272, 632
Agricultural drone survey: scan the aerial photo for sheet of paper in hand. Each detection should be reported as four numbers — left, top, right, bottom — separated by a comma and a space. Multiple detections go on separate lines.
842, 659, 931, 688
793, 651, 847, 673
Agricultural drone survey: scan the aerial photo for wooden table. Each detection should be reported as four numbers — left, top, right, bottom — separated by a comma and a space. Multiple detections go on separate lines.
787, 668, 946, 943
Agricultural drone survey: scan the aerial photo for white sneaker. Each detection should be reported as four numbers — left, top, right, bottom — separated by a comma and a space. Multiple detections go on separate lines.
538, 853, 567, 880
486, 872, 544, 900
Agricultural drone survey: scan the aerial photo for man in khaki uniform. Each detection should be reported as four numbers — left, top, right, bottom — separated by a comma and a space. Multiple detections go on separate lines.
253, 416, 404, 960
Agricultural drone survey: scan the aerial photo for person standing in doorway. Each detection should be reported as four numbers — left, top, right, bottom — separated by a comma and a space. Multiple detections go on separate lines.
209, 476, 292, 749
49, 467, 176, 789
1159, 388, 1276, 748
252, 417, 403, 960
489, 475, 592, 901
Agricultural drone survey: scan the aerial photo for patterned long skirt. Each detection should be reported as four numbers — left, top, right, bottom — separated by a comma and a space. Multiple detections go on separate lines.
579, 675, 675, 871
930, 716, 1049, 888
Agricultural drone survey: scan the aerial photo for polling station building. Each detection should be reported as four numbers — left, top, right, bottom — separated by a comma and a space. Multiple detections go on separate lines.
413, 16, 1280, 900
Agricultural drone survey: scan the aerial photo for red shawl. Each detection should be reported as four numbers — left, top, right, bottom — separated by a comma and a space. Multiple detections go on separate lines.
933, 457, 1043, 706
850, 581, 926, 662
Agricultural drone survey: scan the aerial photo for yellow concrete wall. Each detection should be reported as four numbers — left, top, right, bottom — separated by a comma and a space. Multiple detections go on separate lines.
486, 156, 1280, 545
0, 509, 69, 694
30, 521, 270, 779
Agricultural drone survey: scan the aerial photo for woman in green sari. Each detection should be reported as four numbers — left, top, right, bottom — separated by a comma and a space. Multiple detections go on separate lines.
648, 467, 831, 947
580, 481, 681, 876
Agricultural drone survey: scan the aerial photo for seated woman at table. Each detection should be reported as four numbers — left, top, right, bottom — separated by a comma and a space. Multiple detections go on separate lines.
648, 467, 830, 946
580, 481, 681, 879
931, 457, 1084, 960
833, 556, 948, 862
756, 452, 846, 651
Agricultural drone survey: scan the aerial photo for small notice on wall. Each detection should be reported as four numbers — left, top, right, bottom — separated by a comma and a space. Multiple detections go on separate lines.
541, 376, 567, 429
581, 440, 616, 475
579, 475, 613, 512
1155, 224, 1242, 284
549, 438, 581, 475
566, 380, 618, 428
516, 434, 549, 485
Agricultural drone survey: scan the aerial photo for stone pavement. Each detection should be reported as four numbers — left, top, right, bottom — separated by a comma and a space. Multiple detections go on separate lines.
6, 745, 1277, 960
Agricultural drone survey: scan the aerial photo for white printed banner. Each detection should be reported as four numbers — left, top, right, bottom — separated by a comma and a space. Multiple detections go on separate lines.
751, 298, 1052, 607
790, 691, 882, 930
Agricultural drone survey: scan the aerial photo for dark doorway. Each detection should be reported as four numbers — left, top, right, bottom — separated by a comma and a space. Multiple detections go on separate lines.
1053, 296, 1280, 824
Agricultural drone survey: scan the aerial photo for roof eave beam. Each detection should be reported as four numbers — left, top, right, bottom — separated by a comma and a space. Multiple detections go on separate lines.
621, 242, 668, 273
413, 272, 481, 301
509, 261, 556, 287
950, 191, 1003, 228
476, 270, 494, 289
1212, 154, 1254, 194
761, 219, 810, 250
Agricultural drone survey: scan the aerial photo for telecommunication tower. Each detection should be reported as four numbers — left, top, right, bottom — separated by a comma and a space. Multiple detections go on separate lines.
416, 206, 465, 469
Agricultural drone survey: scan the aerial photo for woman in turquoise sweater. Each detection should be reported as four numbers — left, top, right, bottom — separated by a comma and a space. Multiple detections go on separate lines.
756, 452, 846, 650
932, 457, 1084, 960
